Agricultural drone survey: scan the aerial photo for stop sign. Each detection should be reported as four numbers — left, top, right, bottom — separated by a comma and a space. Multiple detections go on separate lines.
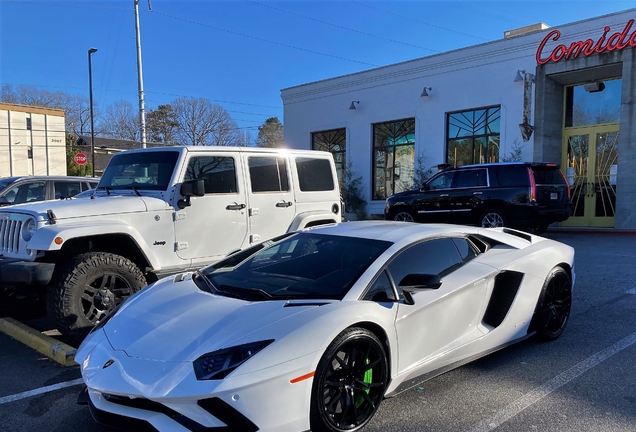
75, 153, 87, 165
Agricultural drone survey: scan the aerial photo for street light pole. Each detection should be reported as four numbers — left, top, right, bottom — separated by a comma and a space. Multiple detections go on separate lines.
88, 47, 98, 177
134, 0, 149, 148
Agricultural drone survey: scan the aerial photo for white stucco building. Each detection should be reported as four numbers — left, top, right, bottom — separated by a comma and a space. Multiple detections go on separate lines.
282, 9, 636, 229
0, 103, 67, 177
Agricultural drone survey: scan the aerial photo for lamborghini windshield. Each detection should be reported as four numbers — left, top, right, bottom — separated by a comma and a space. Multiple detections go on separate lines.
198, 233, 392, 300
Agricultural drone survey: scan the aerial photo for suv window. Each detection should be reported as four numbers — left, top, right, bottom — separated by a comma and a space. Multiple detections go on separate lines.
427, 171, 454, 190
6, 181, 47, 204
54, 181, 82, 199
296, 157, 335, 192
491, 165, 529, 187
532, 167, 564, 185
388, 238, 463, 286
185, 156, 238, 194
248, 157, 289, 193
454, 168, 488, 188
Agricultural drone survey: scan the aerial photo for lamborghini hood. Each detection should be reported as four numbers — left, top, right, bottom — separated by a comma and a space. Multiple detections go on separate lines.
104, 277, 316, 362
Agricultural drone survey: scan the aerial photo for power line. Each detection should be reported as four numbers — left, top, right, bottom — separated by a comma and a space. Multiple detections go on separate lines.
247, 0, 439, 53
149, 10, 380, 67
350, 0, 490, 42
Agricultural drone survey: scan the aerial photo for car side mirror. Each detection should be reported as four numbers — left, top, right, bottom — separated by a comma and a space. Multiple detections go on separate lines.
399, 273, 442, 305
178, 179, 205, 209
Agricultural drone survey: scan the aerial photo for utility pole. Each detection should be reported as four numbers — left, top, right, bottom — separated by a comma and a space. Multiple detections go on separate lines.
134, 0, 151, 148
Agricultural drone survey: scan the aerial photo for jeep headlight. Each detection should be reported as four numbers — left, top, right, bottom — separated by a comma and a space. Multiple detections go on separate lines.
22, 218, 36, 241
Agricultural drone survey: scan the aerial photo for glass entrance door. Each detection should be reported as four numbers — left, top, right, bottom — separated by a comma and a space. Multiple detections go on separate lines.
562, 124, 619, 227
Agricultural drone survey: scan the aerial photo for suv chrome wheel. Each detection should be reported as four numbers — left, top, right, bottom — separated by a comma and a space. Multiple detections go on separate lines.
392, 210, 414, 222
480, 209, 506, 228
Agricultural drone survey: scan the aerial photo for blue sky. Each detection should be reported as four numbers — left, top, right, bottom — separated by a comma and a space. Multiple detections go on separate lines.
1, 0, 634, 135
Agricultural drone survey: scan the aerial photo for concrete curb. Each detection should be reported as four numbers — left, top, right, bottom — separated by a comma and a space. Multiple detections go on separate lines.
0, 318, 77, 367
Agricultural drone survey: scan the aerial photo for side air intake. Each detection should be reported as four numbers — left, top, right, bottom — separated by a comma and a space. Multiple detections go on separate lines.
482, 271, 524, 328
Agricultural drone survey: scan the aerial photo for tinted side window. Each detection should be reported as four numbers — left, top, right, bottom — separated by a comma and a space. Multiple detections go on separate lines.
454, 169, 488, 188
451, 238, 478, 262
492, 166, 529, 187
54, 181, 82, 199
249, 157, 289, 193
532, 168, 564, 185
388, 238, 463, 286
296, 158, 335, 192
427, 171, 455, 190
185, 156, 237, 194
7, 181, 47, 204
362, 271, 397, 302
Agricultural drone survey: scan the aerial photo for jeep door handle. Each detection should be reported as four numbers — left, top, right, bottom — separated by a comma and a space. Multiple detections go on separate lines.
276, 201, 293, 208
473, 192, 483, 195
226, 203, 246, 210
439, 194, 449, 197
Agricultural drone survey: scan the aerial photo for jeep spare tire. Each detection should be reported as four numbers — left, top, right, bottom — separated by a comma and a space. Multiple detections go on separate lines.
47, 252, 147, 341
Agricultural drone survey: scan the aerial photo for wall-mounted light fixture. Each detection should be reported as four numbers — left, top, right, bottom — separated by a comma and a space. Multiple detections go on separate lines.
349, 100, 360, 110
514, 70, 526, 82
420, 87, 432, 98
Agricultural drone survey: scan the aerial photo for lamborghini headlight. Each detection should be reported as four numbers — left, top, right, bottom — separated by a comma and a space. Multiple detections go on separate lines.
193, 340, 274, 380
22, 218, 37, 241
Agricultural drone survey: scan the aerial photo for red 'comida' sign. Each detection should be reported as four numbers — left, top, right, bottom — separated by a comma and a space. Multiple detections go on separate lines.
74, 153, 87, 165
536, 19, 636, 65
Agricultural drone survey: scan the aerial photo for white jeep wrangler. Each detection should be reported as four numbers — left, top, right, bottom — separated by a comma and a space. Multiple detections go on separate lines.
0, 146, 341, 340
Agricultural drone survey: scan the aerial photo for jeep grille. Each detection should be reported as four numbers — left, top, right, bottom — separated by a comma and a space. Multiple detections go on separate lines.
0, 218, 22, 254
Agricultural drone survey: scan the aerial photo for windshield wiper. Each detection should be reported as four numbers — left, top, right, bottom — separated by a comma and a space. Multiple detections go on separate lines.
119, 185, 142, 197
96, 186, 112, 195
193, 271, 218, 294
219, 284, 272, 300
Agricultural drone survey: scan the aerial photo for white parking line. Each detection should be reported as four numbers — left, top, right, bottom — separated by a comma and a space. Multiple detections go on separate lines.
468, 330, 636, 432
0, 378, 84, 405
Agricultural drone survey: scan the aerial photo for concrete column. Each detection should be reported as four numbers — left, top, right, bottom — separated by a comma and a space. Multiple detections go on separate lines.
533, 69, 564, 164
615, 49, 636, 229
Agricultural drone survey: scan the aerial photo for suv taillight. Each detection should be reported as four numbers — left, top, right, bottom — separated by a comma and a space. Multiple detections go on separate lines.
558, 169, 571, 200
528, 167, 537, 202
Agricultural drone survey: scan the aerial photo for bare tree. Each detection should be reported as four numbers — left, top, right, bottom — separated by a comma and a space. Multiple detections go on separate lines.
100, 100, 139, 140
172, 96, 242, 146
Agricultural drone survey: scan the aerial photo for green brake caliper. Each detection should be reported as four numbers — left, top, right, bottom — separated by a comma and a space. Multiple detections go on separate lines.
355, 358, 372, 408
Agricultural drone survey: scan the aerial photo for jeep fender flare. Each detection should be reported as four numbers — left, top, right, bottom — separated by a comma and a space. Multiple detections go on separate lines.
27, 221, 161, 270
287, 211, 339, 232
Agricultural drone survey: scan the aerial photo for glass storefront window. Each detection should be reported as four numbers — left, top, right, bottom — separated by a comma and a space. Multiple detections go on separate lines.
372, 118, 415, 200
312, 128, 346, 183
447, 106, 500, 167
565, 78, 622, 127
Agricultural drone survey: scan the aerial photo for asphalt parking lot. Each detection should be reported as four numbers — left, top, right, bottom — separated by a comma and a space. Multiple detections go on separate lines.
1, 231, 635, 432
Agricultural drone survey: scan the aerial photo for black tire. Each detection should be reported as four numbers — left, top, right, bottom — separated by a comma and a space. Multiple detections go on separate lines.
535, 223, 549, 234
310, 327, 388, 432
479, 209, 508, 228
46, 252, 147, 341
391, 208, 415, 222
530, 267, 572, 341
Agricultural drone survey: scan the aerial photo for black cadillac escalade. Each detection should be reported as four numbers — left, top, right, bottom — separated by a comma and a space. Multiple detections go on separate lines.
385, 162, 571, 233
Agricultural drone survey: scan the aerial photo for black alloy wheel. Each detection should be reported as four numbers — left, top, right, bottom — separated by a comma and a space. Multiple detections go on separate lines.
310, 328, 388, 432
47, 252, 147, 341
531, 267, 572, 341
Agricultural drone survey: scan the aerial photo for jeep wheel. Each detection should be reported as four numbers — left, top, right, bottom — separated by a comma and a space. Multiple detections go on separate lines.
391, 209, 415, 222
47, 252, 147, 341
479, 209, 507, 228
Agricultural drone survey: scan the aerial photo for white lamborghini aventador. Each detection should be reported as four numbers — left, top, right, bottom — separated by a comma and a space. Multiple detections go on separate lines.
76, 221, 574, 432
